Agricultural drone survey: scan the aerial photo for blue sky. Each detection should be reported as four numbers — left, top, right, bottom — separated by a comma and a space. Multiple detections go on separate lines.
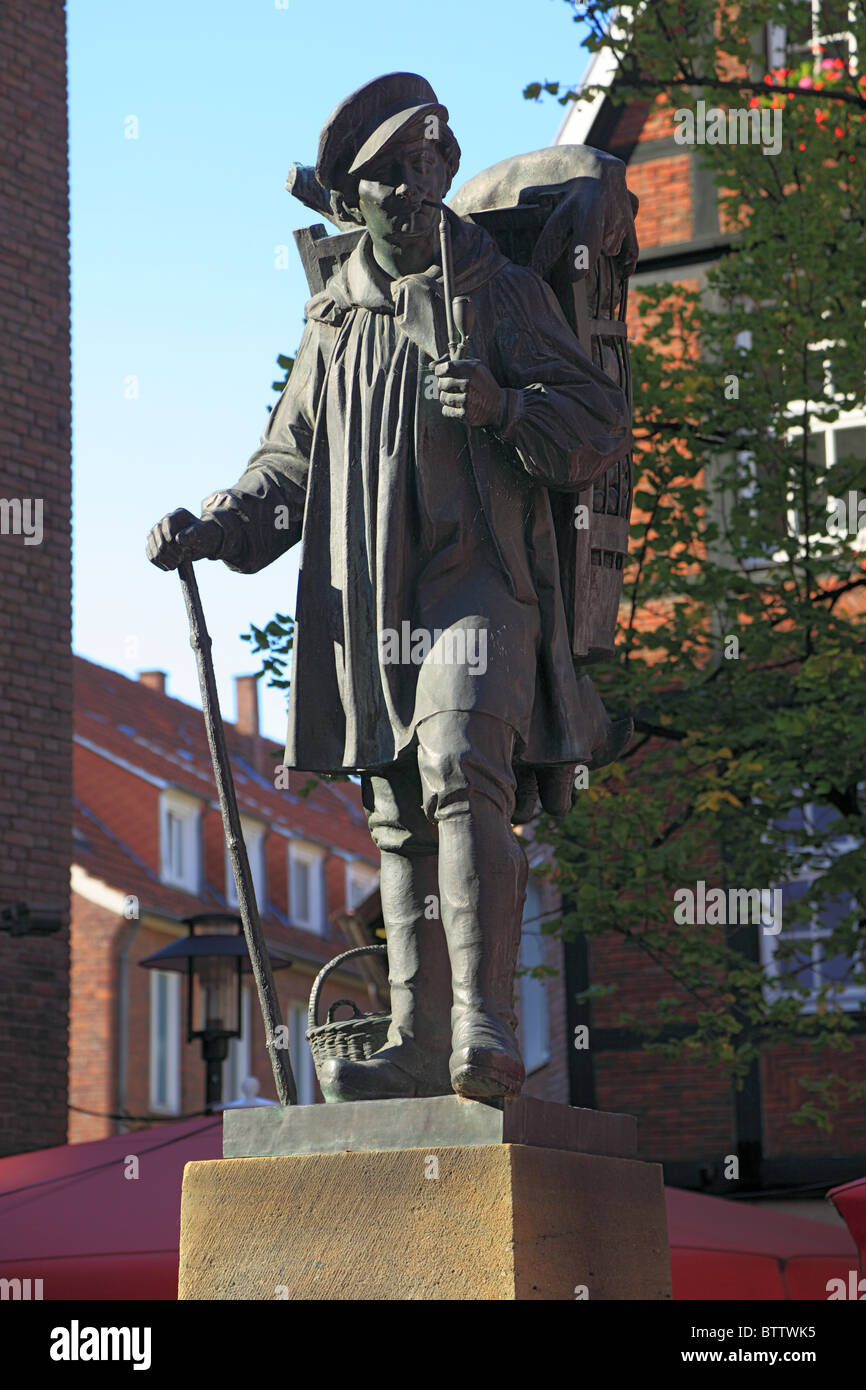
69, 0, 590, 741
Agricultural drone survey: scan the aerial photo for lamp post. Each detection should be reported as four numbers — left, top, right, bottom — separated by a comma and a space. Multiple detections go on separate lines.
140, 912, 291, 1113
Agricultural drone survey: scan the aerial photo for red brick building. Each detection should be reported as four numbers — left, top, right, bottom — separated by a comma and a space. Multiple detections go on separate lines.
0, 0, 73, 1157
70, 657, 377, 1139
553, 20, 866, 1205
69, 657, 567, 1138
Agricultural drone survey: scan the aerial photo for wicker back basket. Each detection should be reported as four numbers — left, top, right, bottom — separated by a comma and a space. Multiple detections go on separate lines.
306, 943, 391, 1070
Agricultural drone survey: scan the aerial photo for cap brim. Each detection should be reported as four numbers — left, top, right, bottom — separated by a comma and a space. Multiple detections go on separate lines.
348, 102, 447, 175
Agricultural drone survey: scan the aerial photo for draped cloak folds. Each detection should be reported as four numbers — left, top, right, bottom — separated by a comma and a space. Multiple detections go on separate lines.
201, 210, 633, 775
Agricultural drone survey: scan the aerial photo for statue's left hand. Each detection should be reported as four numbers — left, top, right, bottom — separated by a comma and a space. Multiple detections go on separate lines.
434, 358, 507, 429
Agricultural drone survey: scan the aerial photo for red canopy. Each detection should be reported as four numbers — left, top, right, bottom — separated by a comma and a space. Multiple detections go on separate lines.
0, 1117, 220, 1300
0, 1120, 858, 1300
666, 1187, 857, 1299
828, 1175, 866, 1268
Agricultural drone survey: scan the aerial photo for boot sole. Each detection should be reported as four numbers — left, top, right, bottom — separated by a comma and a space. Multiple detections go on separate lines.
450, 1064, 523, 1100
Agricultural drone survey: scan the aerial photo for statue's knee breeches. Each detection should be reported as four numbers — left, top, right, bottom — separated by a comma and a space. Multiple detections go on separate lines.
361, 758, 438, 856
415, 710, 518, 824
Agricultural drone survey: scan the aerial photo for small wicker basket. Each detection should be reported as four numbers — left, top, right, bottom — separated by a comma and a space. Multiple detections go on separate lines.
306, 943, 391, 1070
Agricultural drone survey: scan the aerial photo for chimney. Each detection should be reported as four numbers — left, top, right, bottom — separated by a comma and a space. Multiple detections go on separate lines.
138, 670, 167, 696
235, 674, 271, 780
235, 675, 259, 738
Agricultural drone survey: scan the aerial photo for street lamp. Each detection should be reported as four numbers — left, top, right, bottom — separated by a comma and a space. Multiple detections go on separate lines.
140, 913, 291, 1113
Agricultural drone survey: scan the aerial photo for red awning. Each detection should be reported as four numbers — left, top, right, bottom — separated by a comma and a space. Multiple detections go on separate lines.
0, 1120, 858, 1300
0, 1118, 220, 1300
828, 1175, 866, 1268
666, 1187, 858, 1300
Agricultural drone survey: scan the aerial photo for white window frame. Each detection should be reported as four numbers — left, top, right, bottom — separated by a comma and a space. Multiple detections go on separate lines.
149, 969, 181, 1114
226, 817, 267, 910
780, 409, 866, 555
345, 860, 379, 912
288, 1001, 317, 1105
767, 4, 859, 78
761, 799, 865, 1012
226, 985, 252, 1103
159, 788, 203, 893
288, 841, 325, 933
519, 878, 551, 1074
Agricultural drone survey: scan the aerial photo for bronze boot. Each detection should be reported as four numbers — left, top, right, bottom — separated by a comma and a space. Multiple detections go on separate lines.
437, 799, 527, 1100
318, 850, 453, 1102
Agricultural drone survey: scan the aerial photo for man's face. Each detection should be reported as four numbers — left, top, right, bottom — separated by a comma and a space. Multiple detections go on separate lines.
355, 135, 449, 246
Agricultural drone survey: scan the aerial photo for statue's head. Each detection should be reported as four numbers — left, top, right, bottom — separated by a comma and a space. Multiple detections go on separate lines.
316, 73, 460, 238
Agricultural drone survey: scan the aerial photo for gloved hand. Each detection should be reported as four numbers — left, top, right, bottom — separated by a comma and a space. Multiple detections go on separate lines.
434, 357, 507, 429
145, 508, 224, 572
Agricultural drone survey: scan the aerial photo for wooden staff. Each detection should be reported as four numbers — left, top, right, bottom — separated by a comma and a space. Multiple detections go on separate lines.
178, 559, 297, 1106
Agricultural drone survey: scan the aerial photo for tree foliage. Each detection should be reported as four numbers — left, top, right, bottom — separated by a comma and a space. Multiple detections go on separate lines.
527, 0, 866, 1129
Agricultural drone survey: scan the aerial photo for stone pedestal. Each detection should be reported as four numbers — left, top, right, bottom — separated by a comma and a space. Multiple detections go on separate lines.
178, 1098, 671, 1301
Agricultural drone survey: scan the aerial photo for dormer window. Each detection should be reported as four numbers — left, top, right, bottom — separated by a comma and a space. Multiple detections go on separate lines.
159, 789, 202, 893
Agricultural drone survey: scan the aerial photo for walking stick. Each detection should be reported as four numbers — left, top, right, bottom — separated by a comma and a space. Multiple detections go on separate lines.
178, 558, 297, 1106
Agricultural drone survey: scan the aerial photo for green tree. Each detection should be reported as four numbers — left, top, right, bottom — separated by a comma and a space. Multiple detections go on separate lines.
525, 0, 866, 1129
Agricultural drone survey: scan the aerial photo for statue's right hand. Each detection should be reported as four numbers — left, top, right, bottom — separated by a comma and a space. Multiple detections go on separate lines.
145, 508, 223, 571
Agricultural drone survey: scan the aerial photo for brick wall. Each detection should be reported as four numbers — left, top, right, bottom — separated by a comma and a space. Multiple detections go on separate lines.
595, 1052, 736, 1160
622, 156, 692, 249
68, 899, 121, 1144
762, 1042, 866, 1158
0, 0, 72, 1156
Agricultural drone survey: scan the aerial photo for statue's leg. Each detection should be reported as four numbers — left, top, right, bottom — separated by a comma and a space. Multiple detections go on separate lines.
416, 711, 527, 1100
316, 756, 453, 1103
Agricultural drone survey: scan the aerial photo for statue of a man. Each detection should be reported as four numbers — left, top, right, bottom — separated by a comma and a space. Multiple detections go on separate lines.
147, 73, 632, 1104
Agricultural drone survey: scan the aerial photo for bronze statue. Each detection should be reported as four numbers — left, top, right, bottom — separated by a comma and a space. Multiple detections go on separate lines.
147, 73, 636, 1104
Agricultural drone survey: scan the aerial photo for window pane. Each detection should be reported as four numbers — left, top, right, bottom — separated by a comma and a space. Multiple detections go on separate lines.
834, 427, 866, 463
807, 802, 841, 834
288, 1003, 316, 1104
155, 975, 167, 1106
819, 1, 852, 35
293, 860, 310, 921
227, 988, 251, 1100
785, 6, 813, 48
816, 893, 856, 932
821, 951, 856, 983
775, 946, 817, 991
520, 881, 550, 1072
804, 433, 826, 469
780, 878, 810, 908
